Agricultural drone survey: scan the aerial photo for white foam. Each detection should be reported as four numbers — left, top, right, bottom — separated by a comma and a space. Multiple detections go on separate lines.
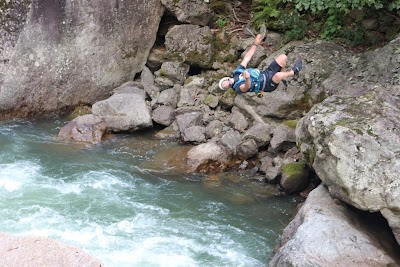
0, 162, 41, 192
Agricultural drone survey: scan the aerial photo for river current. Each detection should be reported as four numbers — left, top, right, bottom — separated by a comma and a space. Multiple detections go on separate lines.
0, 118, 300, 267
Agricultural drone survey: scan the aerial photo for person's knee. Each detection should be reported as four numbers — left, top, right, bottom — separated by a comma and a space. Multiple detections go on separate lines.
272, 72, 285, 83
275, 54, 288, 68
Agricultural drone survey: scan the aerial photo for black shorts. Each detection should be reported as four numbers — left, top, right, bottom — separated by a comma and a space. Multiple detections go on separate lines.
260, 60, 282, 92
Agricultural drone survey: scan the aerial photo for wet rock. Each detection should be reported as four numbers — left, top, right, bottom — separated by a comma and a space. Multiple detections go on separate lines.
153, 121, 180, 140
265, 166, 281, 184
259, 155, 274, 174
186, 142, 231, 173
58, 114, 106, 143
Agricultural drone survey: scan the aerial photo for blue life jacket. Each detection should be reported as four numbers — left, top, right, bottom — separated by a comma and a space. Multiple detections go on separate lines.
233, 67, 261, 94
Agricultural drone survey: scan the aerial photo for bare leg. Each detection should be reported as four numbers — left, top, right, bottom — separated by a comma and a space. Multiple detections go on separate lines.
275, 54, 288, 70
273, 54, 290, 84
272, 70, 295, 84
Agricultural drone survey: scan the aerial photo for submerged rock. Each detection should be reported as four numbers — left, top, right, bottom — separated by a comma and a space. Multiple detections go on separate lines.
186, 142, 232, 172
58, 114, 106, 143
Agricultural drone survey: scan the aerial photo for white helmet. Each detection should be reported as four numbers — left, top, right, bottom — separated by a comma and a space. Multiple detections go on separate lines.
218, 77, 231, 90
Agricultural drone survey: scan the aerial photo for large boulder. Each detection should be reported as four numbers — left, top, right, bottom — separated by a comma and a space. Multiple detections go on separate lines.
270, 185, 400, 266
0, 0, 164, 118
165, 25, 213, 68
296, 89, 400, 243
92, 93, 152, 132
160, 0, 212, 26
0, 232, 103, 267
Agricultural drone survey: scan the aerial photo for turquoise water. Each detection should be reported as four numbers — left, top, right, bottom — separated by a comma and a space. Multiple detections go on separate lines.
0, 119, 300, 267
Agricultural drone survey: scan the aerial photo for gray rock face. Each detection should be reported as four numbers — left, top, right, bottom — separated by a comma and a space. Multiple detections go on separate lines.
155, 61, 190, 85
220, 130, 242, 155
296, 89, 400, 242
237, 139, 258, 160
242, 123, 272, 147
157, 87, 179, 108
322, 35, 400, 97
141, 66, 160, 99
182, 125, 206, 143
228, 110, 248, 132
160, 0, 212, 26
270, 124, 296, 152
92, 93, 152, 132
165, 25, 213, 68
175, 111, 203, 133
205, 120, 223, 139
270, 185, 400, 267
152, 105, 175, 126
0, 232, 103, 267
0, 0, 164, 118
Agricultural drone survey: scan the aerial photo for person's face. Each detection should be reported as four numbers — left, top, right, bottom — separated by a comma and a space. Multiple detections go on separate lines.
222, 79, 231, 89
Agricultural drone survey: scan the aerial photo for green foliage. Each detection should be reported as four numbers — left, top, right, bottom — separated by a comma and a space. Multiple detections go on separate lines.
281, 12, 309, 42
321, 11, 344, 39
252, 0, 284, 28
284, 0, 400, 13
216, 17, 227, 28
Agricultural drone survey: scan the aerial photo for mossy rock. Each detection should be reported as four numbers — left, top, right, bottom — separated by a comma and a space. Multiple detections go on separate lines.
66, 105, 92, 121
283, 119, 298, 129
219, 88, 236, 110
280, 161, 310, 193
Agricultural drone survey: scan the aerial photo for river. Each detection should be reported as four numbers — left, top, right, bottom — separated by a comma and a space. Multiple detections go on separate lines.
0, 118, 300, 267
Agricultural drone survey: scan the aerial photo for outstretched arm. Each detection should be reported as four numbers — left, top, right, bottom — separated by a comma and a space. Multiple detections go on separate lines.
239, 34, 263, 68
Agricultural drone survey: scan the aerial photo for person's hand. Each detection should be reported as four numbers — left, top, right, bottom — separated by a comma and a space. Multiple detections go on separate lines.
254, 34, 263, 45
243, 70, 250, 79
